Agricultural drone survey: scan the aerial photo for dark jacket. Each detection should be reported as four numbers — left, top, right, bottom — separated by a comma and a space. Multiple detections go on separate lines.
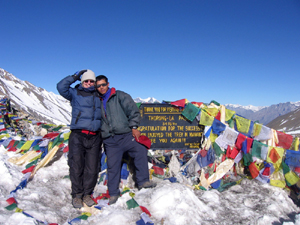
57, 75, 101, 132
100, 88, 140, 138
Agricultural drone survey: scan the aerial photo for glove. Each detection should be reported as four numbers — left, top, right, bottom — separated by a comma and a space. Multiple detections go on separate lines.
72, 70, 87, 81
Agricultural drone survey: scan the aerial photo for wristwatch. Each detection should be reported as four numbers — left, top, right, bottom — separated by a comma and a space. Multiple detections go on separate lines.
131, 126, 138, 129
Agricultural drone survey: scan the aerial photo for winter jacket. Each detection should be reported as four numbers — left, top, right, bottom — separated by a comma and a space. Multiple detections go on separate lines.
100, 88, 140, 138
57, 75, 101, 132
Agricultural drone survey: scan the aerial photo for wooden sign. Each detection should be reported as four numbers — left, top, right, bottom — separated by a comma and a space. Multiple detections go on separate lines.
138, 103, 204, 150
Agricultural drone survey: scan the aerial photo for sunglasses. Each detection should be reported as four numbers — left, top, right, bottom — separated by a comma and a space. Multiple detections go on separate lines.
84, 80, 95, 83
96, 83, 108, 88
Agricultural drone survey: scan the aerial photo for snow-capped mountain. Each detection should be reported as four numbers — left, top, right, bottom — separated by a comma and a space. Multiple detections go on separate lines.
1, 67, 300, 136
0, 68, 160, 126
133, 97, 160, 103
267, 107, 300, 137
0, 68, 71, 125
225, 102, 300, 125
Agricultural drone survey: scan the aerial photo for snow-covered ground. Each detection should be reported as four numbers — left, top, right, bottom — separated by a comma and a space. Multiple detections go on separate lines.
0, 144, 300, 225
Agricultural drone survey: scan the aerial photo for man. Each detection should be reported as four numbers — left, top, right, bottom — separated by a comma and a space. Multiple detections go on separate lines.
96, 75, 156, 205
57, 70, 102, 208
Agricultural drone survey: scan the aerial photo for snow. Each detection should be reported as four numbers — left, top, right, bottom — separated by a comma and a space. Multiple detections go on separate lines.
1, 144, 300, 225
224, 104, 266, 112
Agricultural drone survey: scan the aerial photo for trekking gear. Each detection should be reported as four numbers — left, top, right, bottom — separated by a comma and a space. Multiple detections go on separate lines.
138, 181, 157, 190
108, 196, 119, 205
72, 70, 87, 81
83, 195, 95, 207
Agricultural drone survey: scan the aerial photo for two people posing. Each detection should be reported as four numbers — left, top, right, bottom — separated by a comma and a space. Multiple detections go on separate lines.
57, 70, 156, 209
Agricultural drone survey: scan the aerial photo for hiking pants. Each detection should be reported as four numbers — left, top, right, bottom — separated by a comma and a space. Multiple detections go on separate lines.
68, 131, 102, 198
103, 132, 149, 196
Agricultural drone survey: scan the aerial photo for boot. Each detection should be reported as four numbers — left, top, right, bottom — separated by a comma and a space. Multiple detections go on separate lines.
72, 196, 83, 209
108, 196, 119, 205
138, 180, 157, 190
83, 195, 95, 207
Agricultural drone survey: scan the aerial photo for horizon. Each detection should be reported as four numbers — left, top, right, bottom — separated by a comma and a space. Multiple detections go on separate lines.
1, 1, 300, 106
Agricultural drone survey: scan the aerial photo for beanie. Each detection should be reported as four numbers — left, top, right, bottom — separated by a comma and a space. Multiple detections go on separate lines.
81, 69, 96, 84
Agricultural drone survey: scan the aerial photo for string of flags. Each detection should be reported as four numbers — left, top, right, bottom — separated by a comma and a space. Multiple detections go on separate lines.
1, 96, 300, 224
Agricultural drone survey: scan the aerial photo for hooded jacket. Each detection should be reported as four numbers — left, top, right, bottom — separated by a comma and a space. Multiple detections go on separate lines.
57, 75, 101, 132
100, 88, 140, 138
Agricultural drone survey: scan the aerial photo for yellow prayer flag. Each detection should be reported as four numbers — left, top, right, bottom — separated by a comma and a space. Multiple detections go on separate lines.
204, 108, 219, 117
64, 131, 71, 140
266, 147, 285, 171
253, 123, 262, 137
270, 171, 286, 188
0, 133, 9, 139
235, 115, 251, 134
20, 140, 34, 150
270, 179, 286, 188
291, 137, 299, 151
225, 108, 236, 121
285, 171, 299, 186
210, 132, 218, 143
199, 110, 214, 126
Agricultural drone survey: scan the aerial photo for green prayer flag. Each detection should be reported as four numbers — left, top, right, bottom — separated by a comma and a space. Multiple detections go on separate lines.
212, 142, 223, 157
281, 161, 290, 174
126, 198, 139, 209
251, 140, 267, 159
77, 215, 89, 220
243, 153, 253, 166
5, 203, 17, 211
182, 103, 200, 122
136, 102, 142, 109
25, 159, 39, 169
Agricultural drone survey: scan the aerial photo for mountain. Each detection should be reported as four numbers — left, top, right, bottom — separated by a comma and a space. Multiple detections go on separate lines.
225, 102, 300, 125
2, 67, 300, 136
133, 97, 160, 103
0, 68, 71, 125
267, 107, 300, 137
0, 68, 159, 126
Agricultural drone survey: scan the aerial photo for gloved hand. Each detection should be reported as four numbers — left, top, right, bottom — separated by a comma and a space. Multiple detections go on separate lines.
72, 70, 87, 81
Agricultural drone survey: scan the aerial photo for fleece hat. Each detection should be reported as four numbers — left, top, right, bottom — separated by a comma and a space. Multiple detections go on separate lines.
81, 69, 96, 84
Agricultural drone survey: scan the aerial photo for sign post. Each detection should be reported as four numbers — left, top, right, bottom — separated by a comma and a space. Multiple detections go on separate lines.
138, 103, 204, 150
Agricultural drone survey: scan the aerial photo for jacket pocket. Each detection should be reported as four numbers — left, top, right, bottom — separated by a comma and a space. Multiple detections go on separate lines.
75, 111, 81, 124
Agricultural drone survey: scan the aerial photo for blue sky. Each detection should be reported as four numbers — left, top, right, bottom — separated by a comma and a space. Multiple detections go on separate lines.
1, 0, 299, 106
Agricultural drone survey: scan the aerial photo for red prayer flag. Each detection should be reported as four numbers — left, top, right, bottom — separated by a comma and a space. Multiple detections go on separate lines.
215, 111, 221, 121
42, 132, 60, 139
295, 167, 300, 174
246, 138, 253, 154
262, 167, 270, 176
22, 165, 35, 174
248, 162, 259, 178
6, 140, 15, 149
140, 205, 152, 217
229, 147, 239, 159
226, 146, 231, 158
6, 197, 17, 205
153, 166, 164, 175
170, 99, 186, 108
269, 148, 281, 163
235, 133, 246, 150
63, 145, 69, 153
191, 102, 203, 107
276, 130, 293, 150
221, 154, 226, 162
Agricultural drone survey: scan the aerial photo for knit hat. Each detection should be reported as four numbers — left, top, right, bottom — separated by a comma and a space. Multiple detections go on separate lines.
81, 69, 96, 84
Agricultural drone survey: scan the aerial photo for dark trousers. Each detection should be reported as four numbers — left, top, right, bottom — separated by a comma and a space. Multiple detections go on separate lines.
103, 132, 149, 196
68, 131, 102, 197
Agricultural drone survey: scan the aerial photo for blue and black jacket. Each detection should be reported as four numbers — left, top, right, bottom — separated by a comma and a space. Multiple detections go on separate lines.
57, 75, 101, 132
